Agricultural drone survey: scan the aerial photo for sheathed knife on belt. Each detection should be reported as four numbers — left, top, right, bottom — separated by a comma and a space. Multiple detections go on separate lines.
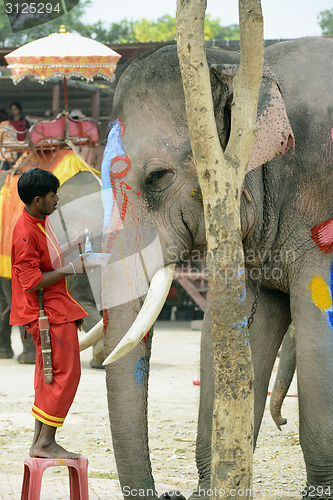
38, 289, 53, 383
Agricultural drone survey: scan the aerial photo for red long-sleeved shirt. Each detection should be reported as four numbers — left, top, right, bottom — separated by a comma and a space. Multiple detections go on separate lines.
10, 209, 87, 325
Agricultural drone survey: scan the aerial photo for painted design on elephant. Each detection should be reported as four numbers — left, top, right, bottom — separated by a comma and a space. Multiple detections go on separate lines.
233, 318, 249, 345
308, 276, 332, 311
238, 287, 246, 304
308, 268, 333, 329
311, 217, 333, 254
134, 356, 148, 389
190, 186, 203, 206
309, 218, 333, 327
101, 118, 125, 230
103, 308, 108, 334
101, 119, 141, 250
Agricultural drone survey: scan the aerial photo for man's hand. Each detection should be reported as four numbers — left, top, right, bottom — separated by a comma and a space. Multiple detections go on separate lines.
71, 253, 101, 274
60, 231, 93, 258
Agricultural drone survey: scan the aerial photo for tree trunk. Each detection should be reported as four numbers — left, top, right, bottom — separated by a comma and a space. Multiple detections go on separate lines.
176, 1, 264, 498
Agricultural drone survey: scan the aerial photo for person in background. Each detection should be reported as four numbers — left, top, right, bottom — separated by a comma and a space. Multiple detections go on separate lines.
69, 109, 86, 120
0, 108, 18, 170
9, 101, 30, 141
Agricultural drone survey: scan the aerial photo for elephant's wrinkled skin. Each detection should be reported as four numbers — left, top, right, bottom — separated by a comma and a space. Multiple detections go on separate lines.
102, 38, 333, 498
0, 171, 104, 366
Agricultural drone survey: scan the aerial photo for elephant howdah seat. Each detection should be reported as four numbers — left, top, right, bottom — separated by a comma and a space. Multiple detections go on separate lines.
20, 456, 89, 500
29, 113, 100, 151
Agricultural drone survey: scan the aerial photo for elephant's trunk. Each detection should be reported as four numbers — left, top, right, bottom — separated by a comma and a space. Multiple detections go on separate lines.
104, 300, 156, 499
270, 326, 296, 430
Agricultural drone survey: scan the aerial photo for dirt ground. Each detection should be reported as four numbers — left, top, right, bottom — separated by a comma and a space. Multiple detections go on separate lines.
0, 321, 305, 500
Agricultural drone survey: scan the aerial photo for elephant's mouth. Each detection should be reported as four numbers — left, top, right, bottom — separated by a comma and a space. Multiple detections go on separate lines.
79, 263, 176, 364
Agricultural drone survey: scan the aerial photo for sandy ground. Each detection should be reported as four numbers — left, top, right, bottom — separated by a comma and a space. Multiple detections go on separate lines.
0, 321, 305, 499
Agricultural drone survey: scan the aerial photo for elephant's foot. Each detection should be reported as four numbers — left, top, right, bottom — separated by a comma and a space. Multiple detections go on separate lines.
0, 346, 14, 358
159, 491, 186, 500
90, 357, 105, 369
18, 350, 36, 364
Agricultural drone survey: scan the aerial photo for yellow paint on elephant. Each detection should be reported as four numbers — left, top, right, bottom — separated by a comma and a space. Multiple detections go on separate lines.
308, 276, 332, 311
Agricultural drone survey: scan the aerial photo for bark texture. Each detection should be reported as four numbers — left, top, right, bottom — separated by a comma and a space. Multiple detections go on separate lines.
176, 1, 264, 498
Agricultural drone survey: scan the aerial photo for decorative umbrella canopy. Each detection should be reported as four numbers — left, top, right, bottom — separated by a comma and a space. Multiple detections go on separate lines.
5, 25, 121, 84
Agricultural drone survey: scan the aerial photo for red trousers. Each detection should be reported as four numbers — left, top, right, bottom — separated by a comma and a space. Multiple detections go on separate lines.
27, 320, 81, 427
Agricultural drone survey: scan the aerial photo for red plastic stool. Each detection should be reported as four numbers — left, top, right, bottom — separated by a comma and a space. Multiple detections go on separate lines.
21, 456, 89, 500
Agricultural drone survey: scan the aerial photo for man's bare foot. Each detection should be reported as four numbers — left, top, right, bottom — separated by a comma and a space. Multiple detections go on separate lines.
29, 441, 80, 459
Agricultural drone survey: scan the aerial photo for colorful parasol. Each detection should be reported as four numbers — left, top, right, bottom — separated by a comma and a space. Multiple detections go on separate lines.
5, 25, 121, 85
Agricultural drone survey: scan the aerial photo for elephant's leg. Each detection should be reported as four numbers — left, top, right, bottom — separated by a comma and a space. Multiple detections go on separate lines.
191, 286, 291, 500
0, 277, 36, 363
0, 278, 13, 358
0, 308, 13, 358
270, 324, 296, 430
291, 258, 333, 497
17, 326, 36, 364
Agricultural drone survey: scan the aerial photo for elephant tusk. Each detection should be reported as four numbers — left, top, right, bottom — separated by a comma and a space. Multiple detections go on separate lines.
79, 318, 104, 351
103, 263, 176, 365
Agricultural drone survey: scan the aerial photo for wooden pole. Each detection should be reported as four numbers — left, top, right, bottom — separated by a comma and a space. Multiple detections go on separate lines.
91, 90, 100, 121
52, 83, 60, 117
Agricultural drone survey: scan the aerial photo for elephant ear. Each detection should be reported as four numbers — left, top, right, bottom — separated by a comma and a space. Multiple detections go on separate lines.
210, 64, 295, 172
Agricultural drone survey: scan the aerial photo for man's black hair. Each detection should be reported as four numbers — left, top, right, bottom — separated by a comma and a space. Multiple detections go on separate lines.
18, 168, 60, 205
10, 101, 22, 112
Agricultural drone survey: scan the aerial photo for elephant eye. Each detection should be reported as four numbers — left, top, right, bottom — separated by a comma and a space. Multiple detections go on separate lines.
145, 169, 173, 191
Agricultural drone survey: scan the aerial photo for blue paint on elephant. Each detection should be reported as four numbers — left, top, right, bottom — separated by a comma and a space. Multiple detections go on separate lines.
328, 259, 333, 329
101, 119, 126, 231
233, 318, 249, 345
238, 288, 246, 304
134, 356, 148, 389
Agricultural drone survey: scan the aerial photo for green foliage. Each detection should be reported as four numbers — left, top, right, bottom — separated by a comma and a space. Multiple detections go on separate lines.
318, 9, 333, 36
0, 7, 239, 47
134, 15, 176, 42
205, 14, 239, 40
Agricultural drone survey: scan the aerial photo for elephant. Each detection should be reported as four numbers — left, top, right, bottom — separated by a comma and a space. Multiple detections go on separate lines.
80, 37, 333, 499
0, 167, 105, 367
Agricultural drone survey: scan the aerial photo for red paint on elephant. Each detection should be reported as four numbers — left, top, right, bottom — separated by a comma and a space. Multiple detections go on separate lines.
311, 218, 333, 253
103, 308, 109, 334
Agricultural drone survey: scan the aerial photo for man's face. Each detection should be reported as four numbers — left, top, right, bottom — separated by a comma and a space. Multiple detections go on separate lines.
39, 191, 59, 216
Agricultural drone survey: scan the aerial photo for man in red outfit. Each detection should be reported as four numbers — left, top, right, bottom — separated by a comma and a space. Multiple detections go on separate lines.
10, 168, 99, 459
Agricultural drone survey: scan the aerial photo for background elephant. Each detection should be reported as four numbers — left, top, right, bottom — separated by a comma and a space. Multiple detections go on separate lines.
0, 169, 105, 367
89, 36, 333, 499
